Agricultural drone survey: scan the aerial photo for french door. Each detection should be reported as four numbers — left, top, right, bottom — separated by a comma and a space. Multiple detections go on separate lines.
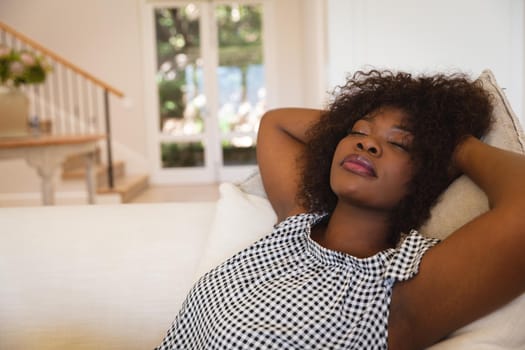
144, 0, 272, 184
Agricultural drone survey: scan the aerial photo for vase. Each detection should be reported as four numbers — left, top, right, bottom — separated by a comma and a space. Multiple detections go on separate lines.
0, 85, 30, 138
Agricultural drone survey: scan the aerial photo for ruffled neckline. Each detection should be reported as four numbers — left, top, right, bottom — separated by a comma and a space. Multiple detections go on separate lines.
291, 213, 396, 276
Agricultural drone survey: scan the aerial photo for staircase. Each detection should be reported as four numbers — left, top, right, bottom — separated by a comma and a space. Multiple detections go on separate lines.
1, 21, 149, 203
61, 148, 149, 203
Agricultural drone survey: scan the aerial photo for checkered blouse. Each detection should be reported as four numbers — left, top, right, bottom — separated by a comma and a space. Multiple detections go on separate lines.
155, 213, 439, 350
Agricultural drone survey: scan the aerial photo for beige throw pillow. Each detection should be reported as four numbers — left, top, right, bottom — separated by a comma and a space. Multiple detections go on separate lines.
420, 69, 525, 239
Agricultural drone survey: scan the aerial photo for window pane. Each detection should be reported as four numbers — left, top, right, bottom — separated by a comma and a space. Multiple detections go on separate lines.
155, 6, 205, 137
216, 4, 265, 166
161, 141, 204, 168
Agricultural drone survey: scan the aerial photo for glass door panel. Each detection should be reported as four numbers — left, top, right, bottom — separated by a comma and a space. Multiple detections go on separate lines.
215, 4, 265, 167
154, 5, 206, 168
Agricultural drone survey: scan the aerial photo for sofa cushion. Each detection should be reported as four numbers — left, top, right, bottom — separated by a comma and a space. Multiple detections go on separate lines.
195, 183, 277, 277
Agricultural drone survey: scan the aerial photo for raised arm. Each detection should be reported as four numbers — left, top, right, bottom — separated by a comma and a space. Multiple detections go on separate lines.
390, 137, 525, 349
256, 108, 323, 221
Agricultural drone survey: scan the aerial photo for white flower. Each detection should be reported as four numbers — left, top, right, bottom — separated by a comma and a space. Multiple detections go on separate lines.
20, 52, 36, 66
1, 47, 50, 86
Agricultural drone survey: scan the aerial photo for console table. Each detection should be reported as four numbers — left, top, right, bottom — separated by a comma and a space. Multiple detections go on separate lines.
0, 134, 105, 205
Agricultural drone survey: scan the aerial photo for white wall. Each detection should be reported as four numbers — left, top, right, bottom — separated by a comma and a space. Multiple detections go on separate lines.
327, 0, 525, 122
266, 0, 328, 109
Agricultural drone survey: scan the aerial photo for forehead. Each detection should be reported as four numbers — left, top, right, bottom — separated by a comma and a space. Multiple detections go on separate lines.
359, 106, 413, 131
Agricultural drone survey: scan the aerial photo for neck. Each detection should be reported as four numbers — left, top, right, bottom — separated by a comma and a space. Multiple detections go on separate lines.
312, 202, 394, 258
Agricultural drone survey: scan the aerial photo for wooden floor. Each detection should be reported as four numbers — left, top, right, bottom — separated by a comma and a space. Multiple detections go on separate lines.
0, 183, 220, 207
129, 184, 220, 203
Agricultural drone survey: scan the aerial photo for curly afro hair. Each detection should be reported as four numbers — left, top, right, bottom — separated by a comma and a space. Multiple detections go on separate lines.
298, 69, 494, 244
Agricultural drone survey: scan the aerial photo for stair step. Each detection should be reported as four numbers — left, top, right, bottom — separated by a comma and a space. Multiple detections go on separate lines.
62, 161, 126, 183
97, 174, 149, 203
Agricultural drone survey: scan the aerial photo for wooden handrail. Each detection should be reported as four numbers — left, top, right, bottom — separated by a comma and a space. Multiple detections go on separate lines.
0, 21, 124, 98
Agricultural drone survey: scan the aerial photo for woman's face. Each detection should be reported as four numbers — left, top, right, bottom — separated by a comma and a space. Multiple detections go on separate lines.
330, 106, 415, 211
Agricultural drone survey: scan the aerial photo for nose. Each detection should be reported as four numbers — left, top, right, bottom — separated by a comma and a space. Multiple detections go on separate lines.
356, 138, 382, 156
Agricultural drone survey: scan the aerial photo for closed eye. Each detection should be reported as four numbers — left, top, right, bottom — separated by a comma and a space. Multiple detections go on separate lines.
348, 130, 367, 136
389, 141, 410, 151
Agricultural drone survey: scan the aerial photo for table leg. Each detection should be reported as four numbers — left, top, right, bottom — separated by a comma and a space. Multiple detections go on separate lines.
41, 174, 54, 205
35, 163, 56, 206
26, 147, 62, 206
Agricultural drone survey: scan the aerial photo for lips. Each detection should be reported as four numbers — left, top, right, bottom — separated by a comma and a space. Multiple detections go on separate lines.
340, 154, 377, 177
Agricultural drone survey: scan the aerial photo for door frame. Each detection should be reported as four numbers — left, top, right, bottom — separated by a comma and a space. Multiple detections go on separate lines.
142, 0, 276, 185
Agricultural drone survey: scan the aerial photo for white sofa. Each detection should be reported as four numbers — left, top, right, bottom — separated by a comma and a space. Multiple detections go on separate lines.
1, 181, 525, 350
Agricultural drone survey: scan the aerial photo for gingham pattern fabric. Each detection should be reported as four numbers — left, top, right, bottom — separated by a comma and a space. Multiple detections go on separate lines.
155, 213, 439, 350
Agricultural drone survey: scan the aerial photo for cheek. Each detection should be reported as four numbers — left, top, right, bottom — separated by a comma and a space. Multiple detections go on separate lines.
329, 157, 340, 191
329, 142, 345, 172
379, 161, 414, 208
391, 159, 415, 190
329, 150, 349, 195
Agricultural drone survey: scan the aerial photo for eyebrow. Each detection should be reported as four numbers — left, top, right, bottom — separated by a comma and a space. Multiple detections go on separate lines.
359, 116, 413, 134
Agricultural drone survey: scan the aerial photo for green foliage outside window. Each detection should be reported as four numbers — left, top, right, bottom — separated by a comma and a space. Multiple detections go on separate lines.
156, 4, 263, 168
161, 142, 204, 168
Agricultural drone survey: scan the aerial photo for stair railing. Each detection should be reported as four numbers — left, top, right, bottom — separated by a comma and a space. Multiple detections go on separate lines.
0, 21, 124, 189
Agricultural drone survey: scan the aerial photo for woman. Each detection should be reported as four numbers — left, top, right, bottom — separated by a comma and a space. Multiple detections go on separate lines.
156, 70, 525, 349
